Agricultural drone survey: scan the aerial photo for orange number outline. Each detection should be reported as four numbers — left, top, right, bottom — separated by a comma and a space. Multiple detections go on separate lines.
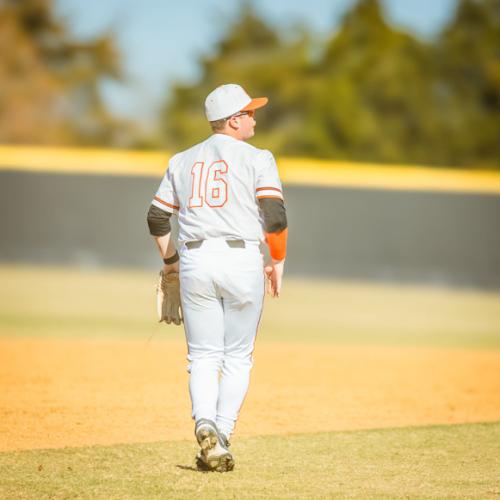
206, 160, 228, 208
188, 161, 204, 208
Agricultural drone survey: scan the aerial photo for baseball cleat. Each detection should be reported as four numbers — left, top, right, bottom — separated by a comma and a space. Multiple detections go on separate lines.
195, 419, 219, 452
194, 419, 235, 472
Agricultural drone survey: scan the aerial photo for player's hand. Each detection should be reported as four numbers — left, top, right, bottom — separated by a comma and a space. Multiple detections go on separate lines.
264, 259, 285, 298
156, 270, 183, 325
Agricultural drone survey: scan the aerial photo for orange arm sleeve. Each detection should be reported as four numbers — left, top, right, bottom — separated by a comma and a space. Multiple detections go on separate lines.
265, 228, 288, 261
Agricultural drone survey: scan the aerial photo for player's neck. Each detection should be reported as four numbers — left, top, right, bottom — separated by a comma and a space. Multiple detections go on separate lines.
216, 130, 245, 141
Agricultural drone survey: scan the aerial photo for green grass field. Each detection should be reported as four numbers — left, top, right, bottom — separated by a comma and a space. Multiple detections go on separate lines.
1, 265, 499, 348
1, 265, 500, 498
1, 424, 499, 499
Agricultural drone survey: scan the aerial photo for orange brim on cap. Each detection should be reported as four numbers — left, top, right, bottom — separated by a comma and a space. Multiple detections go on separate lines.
241, 97, 268, 112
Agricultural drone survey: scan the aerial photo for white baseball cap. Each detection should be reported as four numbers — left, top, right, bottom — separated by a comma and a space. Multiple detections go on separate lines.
205, 84, 268, 121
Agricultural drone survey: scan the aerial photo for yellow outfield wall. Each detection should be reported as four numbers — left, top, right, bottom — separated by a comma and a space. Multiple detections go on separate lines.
1, 145, 500, 194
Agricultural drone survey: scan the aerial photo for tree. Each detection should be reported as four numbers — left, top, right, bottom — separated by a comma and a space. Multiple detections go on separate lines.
435, 0, 500, 166
310, 0, 442, 164
0, 0, 126, 145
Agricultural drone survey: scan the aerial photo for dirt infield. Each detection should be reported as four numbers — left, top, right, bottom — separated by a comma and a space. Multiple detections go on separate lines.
1, 338, 499, 452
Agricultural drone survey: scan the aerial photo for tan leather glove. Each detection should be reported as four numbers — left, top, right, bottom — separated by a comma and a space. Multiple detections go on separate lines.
156, 270, 182, 325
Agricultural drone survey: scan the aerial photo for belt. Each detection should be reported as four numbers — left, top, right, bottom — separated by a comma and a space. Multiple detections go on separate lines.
185, 239, 246, 250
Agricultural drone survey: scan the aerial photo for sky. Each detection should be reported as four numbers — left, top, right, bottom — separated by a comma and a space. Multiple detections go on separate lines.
53, 0, 459, 125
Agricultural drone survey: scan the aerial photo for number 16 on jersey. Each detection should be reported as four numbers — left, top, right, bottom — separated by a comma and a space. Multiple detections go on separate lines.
189, 160, 229, 208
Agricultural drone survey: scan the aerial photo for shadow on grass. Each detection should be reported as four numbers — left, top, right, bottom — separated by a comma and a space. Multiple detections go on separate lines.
176, 464, 202, 473
176, 463, 231, 474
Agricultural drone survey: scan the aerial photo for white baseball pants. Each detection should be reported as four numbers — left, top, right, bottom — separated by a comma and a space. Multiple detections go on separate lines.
179, 238, 265, 439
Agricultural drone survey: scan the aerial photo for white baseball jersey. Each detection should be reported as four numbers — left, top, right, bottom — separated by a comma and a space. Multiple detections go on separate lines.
151, 133, 283, 242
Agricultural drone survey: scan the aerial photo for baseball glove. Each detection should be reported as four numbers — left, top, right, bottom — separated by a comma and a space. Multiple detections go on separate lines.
156, 270, 183, 325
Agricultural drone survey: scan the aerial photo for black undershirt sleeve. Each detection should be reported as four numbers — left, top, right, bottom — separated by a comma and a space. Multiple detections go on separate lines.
258, 198, 287, 233
147, 204, 172, 236
148, 200, 285, 237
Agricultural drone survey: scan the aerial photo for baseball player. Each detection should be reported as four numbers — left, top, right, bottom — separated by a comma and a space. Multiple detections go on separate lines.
147, 84, 288, 472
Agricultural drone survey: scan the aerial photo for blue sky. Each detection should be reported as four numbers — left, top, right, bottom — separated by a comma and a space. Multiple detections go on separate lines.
54, 0, 458, 125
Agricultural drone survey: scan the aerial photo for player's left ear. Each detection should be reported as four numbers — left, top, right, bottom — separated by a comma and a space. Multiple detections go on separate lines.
228, 115, 240, 131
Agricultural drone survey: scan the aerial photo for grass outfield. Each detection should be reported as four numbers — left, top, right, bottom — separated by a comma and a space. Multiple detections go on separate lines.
1, 423, 499, 499
1, 264, 500, 348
